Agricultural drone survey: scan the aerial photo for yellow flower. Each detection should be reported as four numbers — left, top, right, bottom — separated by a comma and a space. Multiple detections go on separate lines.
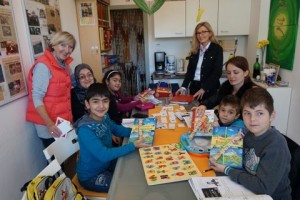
257, 40, 269, 48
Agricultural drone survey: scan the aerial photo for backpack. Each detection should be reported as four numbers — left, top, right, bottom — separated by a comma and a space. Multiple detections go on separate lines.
25, 175, 56, 200
43, 176, 85, 200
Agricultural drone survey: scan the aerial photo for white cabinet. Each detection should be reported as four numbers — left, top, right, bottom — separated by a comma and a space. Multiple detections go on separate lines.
218, 0, 251, 35
154, 1, 186, 38
154, 0, 250, 38
186, 0, 218, 37
267, 87, 292, 134
110, 0, 135, 6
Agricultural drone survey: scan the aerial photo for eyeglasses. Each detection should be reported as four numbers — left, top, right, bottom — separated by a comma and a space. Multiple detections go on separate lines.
196, 31, 210, 35
78, 73, 93, 81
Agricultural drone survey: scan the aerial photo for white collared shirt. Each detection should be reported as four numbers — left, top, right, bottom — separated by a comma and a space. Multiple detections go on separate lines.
194, 42, 211, 81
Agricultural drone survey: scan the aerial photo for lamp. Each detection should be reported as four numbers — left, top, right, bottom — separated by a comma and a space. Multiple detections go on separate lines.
133, 0, 165, 15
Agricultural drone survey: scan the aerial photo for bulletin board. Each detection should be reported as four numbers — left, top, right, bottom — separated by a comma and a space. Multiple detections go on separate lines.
0, 1, 27, 106
23, 0, 62, 59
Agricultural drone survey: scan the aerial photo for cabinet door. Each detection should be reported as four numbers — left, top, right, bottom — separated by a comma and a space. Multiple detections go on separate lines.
186, 0, 218, 37
154, 1, 185, 38
218, 0, 251, 35
110, 0, 135, 6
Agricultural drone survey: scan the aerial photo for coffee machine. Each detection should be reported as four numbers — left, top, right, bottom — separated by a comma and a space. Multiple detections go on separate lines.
154, 52, 166, 74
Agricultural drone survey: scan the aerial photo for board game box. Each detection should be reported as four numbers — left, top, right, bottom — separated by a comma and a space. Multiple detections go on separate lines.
191, 110, 215, 137
139, 143, 202, 185
129, 118, 157, 146
210, 126, 244, 169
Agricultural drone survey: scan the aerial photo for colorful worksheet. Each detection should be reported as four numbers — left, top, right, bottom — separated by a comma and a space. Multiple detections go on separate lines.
139, 143, 202, 185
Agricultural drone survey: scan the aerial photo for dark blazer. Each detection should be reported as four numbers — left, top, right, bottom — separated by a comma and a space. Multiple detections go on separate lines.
182, 42, 223, 98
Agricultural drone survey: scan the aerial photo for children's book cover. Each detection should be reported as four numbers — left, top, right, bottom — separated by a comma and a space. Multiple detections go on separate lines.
191, 110, 215, 137
139, 143, 202, 185
129, 118, 157, 146
210, 127, 244, 169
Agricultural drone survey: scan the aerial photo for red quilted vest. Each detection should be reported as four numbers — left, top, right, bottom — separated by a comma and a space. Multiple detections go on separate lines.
26, 49, 73, 125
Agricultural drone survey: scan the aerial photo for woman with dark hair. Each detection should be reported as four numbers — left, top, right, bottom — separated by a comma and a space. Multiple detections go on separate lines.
71, 63, 96, 122
103, 70, 147, 124
196, 56, 258, 113
26, 31, 76, 148
176, 21, 223, 101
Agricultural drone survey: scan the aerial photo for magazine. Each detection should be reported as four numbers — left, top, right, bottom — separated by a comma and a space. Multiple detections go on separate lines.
189, 176, 272, 200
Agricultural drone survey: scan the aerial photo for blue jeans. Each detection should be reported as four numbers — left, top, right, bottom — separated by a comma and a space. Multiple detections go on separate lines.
79, 159, 117, 192
79, 171, 112, 192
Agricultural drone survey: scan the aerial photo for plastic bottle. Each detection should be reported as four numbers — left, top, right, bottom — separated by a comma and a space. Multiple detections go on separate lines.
253, 55, 261, 80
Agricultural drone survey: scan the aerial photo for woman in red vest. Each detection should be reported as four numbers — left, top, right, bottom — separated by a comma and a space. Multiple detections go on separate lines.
26, 31, 76, 148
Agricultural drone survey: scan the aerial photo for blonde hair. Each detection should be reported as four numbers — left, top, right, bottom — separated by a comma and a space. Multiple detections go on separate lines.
50, 31, 76, 51
190, 21, 219, 55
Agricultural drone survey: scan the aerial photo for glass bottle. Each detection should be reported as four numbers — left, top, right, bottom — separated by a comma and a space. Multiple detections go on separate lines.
253, 55, 261, 80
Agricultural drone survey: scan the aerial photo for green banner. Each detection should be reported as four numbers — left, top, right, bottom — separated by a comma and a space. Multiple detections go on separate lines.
133, 0, 165, 15
266, 0, 300, 70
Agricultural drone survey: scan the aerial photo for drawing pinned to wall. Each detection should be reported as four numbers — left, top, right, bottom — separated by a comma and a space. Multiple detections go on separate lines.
266, 0, 300, 70
0, 1, 27, 106
24, 0, 62, 59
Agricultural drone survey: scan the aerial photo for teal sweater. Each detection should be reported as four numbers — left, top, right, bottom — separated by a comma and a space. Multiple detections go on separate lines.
74, 114, 135, 181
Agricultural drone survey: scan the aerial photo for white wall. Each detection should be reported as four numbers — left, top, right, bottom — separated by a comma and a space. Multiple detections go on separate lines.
0, 1, 81, 199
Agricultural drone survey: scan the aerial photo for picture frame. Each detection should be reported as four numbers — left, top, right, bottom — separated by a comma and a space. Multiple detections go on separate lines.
266, 63, 280, 81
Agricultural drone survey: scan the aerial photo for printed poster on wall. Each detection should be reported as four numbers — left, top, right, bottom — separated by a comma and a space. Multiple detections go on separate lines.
24, 0, 61, 59
0, 1, 27, 106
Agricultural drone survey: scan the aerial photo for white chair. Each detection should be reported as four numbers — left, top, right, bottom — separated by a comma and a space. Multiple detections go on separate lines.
21, 159, 65, 200
43, 129, 107, 200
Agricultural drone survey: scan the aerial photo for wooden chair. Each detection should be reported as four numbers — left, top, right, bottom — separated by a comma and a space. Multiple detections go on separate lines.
21, 159, 65, 200
43, 130, 108, 200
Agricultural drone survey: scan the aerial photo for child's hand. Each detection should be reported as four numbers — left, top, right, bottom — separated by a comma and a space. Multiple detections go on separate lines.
191, 105, 207, 115
133, 136, 151, 148
134, 94, 142, 101
209, 158, 226, 173
140, 96, 148, 103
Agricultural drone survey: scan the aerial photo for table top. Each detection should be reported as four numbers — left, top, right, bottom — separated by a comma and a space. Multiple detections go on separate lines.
107, 105, 215, 200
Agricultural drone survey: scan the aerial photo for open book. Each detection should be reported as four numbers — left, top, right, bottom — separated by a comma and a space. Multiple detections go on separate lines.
189, 176, 272, 200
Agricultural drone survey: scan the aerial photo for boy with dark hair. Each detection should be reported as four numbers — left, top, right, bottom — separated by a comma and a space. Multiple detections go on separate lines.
210, 87, 291, 200
215, 94, 245, 128
74, 83, 149, 192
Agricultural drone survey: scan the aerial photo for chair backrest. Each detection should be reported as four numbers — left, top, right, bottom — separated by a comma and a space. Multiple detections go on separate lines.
43, 129, 79, 165
21, 159, 66, 200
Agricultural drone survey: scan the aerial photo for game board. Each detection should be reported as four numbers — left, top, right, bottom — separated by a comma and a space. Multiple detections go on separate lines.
139, 143, 202, 185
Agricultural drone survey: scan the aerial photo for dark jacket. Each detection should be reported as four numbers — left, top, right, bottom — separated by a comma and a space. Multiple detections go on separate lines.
182, 42, 223, 99
201, 79, 257, 109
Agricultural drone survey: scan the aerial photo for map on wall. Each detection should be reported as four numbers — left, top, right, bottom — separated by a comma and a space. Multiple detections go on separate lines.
266, 0, 300, 70
24, 0, 61, 59
0, 0, 27, 106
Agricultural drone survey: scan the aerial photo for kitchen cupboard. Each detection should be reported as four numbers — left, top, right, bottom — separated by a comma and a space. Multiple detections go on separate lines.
75, 0, 111, 81
154, 1, 186, 38
217, 0, 251, 36
155, 0, 251, 38
186, 0, 218, 37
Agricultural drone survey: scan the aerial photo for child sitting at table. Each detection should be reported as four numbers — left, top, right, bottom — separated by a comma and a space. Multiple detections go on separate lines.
103, 70, 148, 124
74, 83, 150, 192
214, 94, 245, 128
210, 87, 291, 200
